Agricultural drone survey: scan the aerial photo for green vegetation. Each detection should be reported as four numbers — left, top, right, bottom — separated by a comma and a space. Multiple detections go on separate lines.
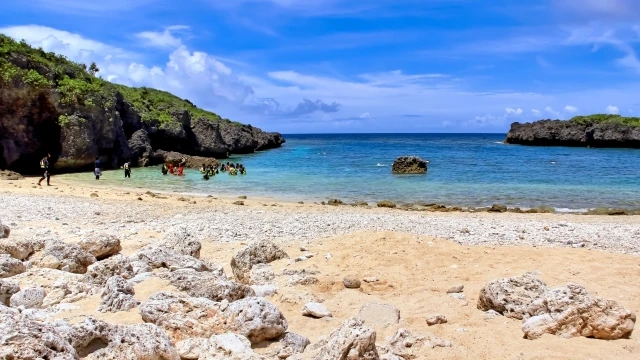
569, 114, 640, 127
0, 34, 236, 127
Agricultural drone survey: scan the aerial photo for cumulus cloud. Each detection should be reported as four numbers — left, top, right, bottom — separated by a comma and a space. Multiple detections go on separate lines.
545, 106, 560, 117
359, 112, 371, 119
531, 108, 541, 116
606, 104, 620, 114
505, 107, 523, 115
564, 105, 578, 113
135, 25, 189, 49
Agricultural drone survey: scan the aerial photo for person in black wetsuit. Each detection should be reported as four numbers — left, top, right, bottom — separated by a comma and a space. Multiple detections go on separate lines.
162, 163, 169, 175
38, 153, 51, 186
123, 160, 131, 178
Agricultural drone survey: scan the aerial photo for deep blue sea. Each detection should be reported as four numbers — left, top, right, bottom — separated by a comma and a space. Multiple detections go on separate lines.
59, 134, 640, 211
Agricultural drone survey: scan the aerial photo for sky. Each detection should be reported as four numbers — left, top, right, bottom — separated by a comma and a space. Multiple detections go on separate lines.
2, 0, 640, 133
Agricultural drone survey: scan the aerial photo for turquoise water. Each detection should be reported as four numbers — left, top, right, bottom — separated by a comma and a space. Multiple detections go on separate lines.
58, 134, 640, 210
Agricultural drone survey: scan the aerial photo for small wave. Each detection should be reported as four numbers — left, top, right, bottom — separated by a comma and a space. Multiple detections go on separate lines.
550, 161, 557, 164
494, 141, 504, 144
554, 207, 588, 213
376, 163, 387, 167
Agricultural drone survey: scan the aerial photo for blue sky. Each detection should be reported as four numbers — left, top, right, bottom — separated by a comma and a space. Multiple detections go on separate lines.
2, 0, 640, 133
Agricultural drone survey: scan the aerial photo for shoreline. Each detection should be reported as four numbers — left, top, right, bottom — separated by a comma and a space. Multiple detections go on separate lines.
23, 173, 640, 216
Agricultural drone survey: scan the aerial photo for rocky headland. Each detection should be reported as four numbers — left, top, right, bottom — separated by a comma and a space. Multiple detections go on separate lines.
0, 35, 284, 175
505, 114, 640, 148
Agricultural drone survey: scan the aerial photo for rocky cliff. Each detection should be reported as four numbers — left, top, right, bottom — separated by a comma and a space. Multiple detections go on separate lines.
0, 35, 284, 174
505, 116, 640, 148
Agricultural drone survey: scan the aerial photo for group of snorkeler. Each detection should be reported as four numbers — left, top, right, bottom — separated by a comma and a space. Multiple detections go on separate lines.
199, 162, 247, 179
161, 158, 186, 176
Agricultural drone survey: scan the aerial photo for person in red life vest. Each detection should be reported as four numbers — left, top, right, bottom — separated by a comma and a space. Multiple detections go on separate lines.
177, 163, 184, 176
168, 163, 175, 174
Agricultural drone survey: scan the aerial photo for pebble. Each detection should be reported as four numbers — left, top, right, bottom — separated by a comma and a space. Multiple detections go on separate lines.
302, 302, 332, 318
446, 284, 464, 293
449, 293, 466, 301
426, 315, 448, 326
343, 276, 361, 289
1, 193, 639, 255
363, 277, 379, 283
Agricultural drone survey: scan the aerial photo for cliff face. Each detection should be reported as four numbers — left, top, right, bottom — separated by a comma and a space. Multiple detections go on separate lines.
0, 35, 285, 174
505, 120, 640, 148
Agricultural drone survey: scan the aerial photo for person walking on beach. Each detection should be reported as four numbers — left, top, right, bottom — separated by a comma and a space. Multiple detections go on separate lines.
94, 157, 101, 180
38, 153, 51, 186
123, 160, 131, 178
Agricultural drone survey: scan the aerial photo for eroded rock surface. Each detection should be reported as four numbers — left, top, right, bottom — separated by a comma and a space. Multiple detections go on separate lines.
132, 247, 210, 272
231, 240, 288, 283
176, 333, 262, 360
0, 279, 19, 306
477, 272, 549, 319
310, 317, 379, 360
522, 283, 636, 340
392, 156, 428, 174
0, 238, 34, 260
39, 243, 97, 274
10, 286, 46, 309
79, 233, 122, 260
98, 276, 140, 313
160, 269, 254, 302
160, 226, 202, 258
84, 254, 149, 286
0, 253, 25, 278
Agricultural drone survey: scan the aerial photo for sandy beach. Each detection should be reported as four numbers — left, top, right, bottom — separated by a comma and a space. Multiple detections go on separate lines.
1, 176, 639, 359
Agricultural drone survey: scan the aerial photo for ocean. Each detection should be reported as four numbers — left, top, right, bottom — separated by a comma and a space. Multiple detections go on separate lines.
58, 133, 640, 211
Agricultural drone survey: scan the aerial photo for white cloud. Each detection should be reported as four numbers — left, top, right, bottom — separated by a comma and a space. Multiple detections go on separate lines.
531, 108, 541, 116
564, 105, 578, 113
505, 107, 523, 115
135, 25, 189, 49
359, 112, 371, 119
606, 104, 620, 114
545, 106, 560, 117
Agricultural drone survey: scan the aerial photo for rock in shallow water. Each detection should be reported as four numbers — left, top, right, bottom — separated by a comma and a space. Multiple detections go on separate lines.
392, 156, 428, 174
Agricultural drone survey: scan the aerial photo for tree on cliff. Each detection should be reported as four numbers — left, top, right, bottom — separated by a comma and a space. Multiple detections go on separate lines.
89, 62, 99, 76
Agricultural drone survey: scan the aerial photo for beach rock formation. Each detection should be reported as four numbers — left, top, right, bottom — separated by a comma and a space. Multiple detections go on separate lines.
139, 292, 287, 344
0, 34, 284, 174
0, 279, 19, 306
231, 240, 289, 283
522, 283, 636, 340
0, 238, 34, 260
79, 233, 122, 260
309, 317, 379, 360
0, 312, 78, 359
37, 242, 97, 274
0, 221, 9, 239
132, 247, 210, 272
83, 254, 146, 286
175, 333, 260, 360
275, 332, 310, 358
0, 254, 26, 278
392, 156, 429, 174
98, 276, 140, 313
505, 119, 640, 148
477, 272, 549, 319
9, 287, 46, 309
160, 269, 255, 302
160, 226, 202, 258
0, 170, 23, 180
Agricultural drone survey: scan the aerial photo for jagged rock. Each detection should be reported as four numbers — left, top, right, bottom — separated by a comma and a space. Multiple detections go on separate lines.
251, 284, 278, 298
139, 292, 226, 342
505, 119, 640, 148
84, 254, 141, 286
39, 254, 62, 269
10, 287, 46, 309
79, 233, 122, 260
379, 328, 426, 359
224, 297, 289, 344
39, 242, 96, 274
522, 283, 636, 340
0, 312, 77, 359
176, 333, 261, 360
284, 268, 319, 286
477, 272, 549, 319
231, 240, 289, 283
392, 156, 428, 174
68, 317, 180, 360
358, 303, 401, 327
43, 279, 97, 307
343, 275, 361, 289
275, 332, 310, 359
311, 317, 379, 360
160, 269, 254, 302
0, 254, 25, 278
302, 302, 332, 318
98, 276, 140, 313
0, 220, 9, 239
160, 225, 202, 258
0, 279, 19, 306
426, 314, 447, 326
132, 247, 210, 271
249, 263, 276, 285
0, 238, 34, 260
